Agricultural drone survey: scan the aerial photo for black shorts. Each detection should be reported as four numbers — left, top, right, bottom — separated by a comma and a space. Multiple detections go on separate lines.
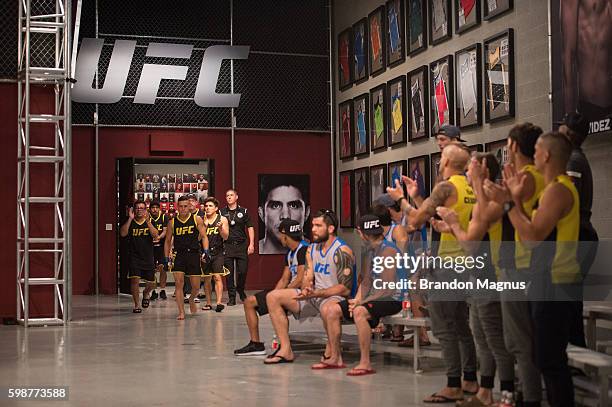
202, 254, 228, 276
339, 299, 402, 328
172, 252, 202, 276
254, 289, 273, 316
128, 266, 155, 283
153, 246, 165, 266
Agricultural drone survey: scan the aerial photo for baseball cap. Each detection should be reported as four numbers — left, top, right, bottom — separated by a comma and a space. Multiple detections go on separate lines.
373, 193, 396, 208
558, 112, 589, 137
436, 125, 466, 142
149, 200, 161, 208
278, 219, 303, 240
358, 214, 384, 235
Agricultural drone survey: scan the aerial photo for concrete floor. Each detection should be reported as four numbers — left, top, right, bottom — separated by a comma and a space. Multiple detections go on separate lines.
1, 293, 452, 407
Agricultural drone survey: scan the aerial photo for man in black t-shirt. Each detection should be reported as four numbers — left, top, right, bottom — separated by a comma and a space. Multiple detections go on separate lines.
220, 189, 255, 305
119, 200, 160, 313
234, 219, 308, 356
149, 201, 168, 301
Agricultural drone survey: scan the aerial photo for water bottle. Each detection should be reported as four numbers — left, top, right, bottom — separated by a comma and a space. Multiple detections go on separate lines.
499, 391, 515, 407
271, 334, 279, 351
401, 293, 412, 318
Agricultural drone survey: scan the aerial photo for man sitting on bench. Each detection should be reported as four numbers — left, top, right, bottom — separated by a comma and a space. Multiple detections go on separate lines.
334, 214, 404, 376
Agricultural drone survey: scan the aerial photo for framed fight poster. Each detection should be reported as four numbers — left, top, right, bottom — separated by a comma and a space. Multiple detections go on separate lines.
484, 0, 513, 21
430, 55, 454, 136
369, 164, 388, 206
339, 170, 355, 228
386, 0, 406, 68
455, 0, 481, 34
338, 27, 353, 91
388, 160, 407, 191
468, 144, 484, 153
368, 6, 386, 77
430, 151, 443, 187
353, 167, 370, 222
370, 83, 388, 152
338, 100, 354, 159
407, 154, 431, 199
408, 65, 429, 141
485, 139, 510, 168
407, 0, 427, 55
353, 93, 370, 157
429, 0, 452, 45
484, 29, 515, 123
353, 18, 369, 84
387, 75, 407, 146
455, 43, 482, 129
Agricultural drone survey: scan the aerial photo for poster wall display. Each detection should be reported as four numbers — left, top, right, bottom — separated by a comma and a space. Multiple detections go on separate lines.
353, 93, 370, 157
407, 0, 427, 55
455, 43, 482, 129
386, 0, 406, 68
338, 27, 353, 90
484, 29, 515, 123
353, 18, 369, 83
430, 55, 455, 136
339, 170, 355, 228
408, 66, 429, 141
370, 84, 388, 151
387, 75, 407, 146
369, 6, 387, 77
339, 100, 354, 159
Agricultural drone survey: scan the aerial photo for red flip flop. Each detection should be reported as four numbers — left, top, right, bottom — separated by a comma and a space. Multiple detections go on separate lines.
311, 362, 347, 370
347, 368, 376, 376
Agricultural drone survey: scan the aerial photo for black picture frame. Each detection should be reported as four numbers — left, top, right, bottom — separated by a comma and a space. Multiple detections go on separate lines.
339, 170, 355, 228
370, 83, 388, 152
430, 151, 442, 187
388, 159, 407, 191
338, 100, 354, 160
386, 0, 406, 68
484, 29, 515, 123
369, 164, 388, 206
368, 6, 387, 77
485, 139, 510, 167
338, 27, 353, 91
353, 93, 370, 157
352, 18, 369, 84
407, 154, 431, 199
407, 0, 427, 56
468, 143, 484, 153
483, 0, 513, 21
429, 0, 452, 46
387, 75, 407, 146
455, 43, 482, 130
353, 167, 371, 222
408, 65, 429, 141
455, 0, 481, 34
430, 55, 454, 136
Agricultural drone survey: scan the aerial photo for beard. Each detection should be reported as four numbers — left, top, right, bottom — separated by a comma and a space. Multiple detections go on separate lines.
313, 230, 330, 243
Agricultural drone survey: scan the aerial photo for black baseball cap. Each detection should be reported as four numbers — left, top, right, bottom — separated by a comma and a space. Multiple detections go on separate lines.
436, 125, 466, 142
278, 219, 303, 240
358, 214, 384, 235
557, 112, 589, 137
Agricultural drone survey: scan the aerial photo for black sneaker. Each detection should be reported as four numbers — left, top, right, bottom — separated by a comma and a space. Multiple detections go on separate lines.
215, 304, 225, 313
197, 293, 206, 300
238, 291, 247, 302
234, 341, 266, 356
150, 291, 158, 301
227, 298, 236, 306
159, 290, 167, 300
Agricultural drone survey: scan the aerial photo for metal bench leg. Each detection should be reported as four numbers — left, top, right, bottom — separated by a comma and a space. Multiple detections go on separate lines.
413, 328, 421, 373
587, 316, 596, 350
600, 374, 609, 407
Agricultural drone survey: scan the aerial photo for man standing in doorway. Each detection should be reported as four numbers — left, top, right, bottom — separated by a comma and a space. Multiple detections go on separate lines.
220, 189, 255, 305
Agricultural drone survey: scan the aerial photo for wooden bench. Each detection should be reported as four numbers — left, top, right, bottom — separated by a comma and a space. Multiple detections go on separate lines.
584, 304, 612, 351
567, 345, 612, 406
289, 314, 439, 373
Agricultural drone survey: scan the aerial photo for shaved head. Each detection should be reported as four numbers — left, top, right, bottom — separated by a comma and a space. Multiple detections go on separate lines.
442, 143, 471, 172
536, 132, 573, 168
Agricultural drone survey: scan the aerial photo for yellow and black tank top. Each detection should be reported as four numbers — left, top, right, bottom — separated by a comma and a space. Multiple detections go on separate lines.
438, 174, 476, 259
205, 214, 224, 255
531, 175, 580, 284
514, 164, 545, 269
128, 218, 154, 268
150, 213, 167, 247
172, 213, 200, 252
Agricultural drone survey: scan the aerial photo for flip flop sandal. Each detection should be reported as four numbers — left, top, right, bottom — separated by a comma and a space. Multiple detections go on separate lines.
133, 308, 142, 313
201, 304, 213, 311
390, 335, 405, 342
215, 304, 225, 312
346, 368, 376, 376
423, 393, 463, 404
142, 298, 150, 309
263, 355, 294, 364
311, 362, 347, 370
269, 346, 282, 357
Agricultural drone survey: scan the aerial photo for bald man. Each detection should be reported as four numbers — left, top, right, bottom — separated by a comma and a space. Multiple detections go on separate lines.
387, 143, 479, 403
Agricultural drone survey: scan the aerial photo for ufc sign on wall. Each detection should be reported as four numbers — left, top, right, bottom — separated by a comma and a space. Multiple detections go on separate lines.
72, 38, 250, 108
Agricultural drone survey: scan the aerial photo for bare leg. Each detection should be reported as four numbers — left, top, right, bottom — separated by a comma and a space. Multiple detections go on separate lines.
351, 306, 373, 371
189, 275, 200, 314
244, 296, 261, 342
312, 301, 344, 368
214, 275, 224, 304
158, 264, 167, 289
130, 278, 140, 309
204, 277, 213, 307
143, 281, 155, 299
264, 289, 300, 362
174, 273, 185, 320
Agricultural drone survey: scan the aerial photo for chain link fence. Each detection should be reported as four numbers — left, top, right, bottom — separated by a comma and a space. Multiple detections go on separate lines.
1, 0, 331, 131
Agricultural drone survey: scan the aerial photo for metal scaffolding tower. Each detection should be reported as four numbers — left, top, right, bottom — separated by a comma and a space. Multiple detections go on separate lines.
17, 0, 73, 327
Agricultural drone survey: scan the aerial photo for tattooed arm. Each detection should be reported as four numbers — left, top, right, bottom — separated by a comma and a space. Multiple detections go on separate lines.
407, 181, 456, 230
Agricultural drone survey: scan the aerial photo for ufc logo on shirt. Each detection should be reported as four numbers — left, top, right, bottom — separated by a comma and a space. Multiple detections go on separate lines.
314, 263, 330, 275
132, 228, 149, 236
176, 226, 195, 235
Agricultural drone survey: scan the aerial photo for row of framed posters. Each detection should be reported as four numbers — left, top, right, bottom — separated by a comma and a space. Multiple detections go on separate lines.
339, 29, 514, 160
338, 139, 510, 228
339, 0, 514, 90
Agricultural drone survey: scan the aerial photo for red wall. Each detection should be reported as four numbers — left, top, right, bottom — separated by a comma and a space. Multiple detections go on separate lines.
0, 82, 331, 317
